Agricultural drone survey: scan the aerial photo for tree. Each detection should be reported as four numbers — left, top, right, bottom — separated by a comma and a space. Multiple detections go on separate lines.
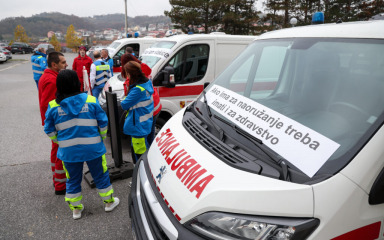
13, 25, 30, 43
50, 34, 61, 52
165, 0, 216, 33
165, 0, 258, 34
218, 0, 259, 35
65, 24, 82, 50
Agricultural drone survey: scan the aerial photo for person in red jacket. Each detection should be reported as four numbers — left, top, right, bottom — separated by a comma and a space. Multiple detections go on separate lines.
121, 53, 162, 145
72, 46, 92, 92
38, 51, 68, 195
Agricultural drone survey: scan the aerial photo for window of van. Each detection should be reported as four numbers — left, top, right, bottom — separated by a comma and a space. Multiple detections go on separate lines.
166, 44, 209, 84
115, 43, 140, 58
187, 38, 384, 183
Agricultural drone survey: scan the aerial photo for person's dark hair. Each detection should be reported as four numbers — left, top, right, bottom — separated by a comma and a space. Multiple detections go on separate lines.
124, 61, 147, 88
56, 69, 81, 104
48, 52, 64, 68
125, 47, 133, 54
121, 53, 141, 78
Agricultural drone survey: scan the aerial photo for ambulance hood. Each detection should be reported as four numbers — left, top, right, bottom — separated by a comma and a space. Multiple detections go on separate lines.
147, 109, 314, 223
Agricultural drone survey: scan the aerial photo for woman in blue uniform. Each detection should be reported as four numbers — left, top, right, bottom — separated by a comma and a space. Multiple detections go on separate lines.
44, 70, 119, 220
121, 61, 154, 164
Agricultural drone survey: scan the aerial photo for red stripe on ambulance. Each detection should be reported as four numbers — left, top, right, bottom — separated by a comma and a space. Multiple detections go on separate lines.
158, 85, 204, 98
156, 128, 215, 199
331, 222, 381, 240
149, 168, 182, 221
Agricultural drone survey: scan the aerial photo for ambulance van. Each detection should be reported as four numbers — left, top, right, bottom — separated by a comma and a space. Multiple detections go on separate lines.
129, 20, 384, 240
106, 37, 160, 73
99, 33, 255, 131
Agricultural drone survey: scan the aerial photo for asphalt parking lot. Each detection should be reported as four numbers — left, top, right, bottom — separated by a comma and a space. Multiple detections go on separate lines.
0, 53, 135, 240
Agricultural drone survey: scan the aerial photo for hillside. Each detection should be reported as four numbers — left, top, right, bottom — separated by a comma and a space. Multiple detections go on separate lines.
0, 12, 171, 38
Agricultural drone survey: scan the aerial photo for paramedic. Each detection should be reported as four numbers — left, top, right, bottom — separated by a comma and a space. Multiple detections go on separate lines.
121, 61, 154, 163
90, 50, 111, 99
72, 46, 93, 91
44, 69, 120, 220
121, 53, 161, 145
31, 47, 47, 88
38, 51, 67, 195
101, 49, 114, 77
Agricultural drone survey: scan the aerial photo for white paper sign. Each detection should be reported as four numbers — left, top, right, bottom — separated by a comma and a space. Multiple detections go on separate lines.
142, 48, 173, 59
205, 84, 340, 178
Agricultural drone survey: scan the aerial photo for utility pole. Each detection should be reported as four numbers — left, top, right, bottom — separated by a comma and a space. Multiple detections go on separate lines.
124, 0, 128, 38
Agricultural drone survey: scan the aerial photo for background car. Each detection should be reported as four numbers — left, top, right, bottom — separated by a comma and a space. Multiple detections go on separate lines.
0, 47, 12, 60
34, 43, 54, 54
11, 42, 33, 54
0, 42, 11, 51
0, 50, 7, 63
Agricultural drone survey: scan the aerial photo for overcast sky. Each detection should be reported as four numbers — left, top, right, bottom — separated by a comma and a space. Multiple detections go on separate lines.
0, 0, 172, 20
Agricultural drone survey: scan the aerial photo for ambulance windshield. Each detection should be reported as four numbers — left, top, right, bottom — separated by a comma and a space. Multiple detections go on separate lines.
189, 38, 384, 182
141, 41, 176, 68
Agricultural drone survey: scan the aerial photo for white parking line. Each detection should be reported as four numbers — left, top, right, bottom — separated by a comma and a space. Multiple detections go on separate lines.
0, 61, 28, 72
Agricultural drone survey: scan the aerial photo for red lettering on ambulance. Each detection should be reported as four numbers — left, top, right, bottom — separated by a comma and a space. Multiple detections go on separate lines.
156, 128, 171, 144
189, 174, 214, 199
156, 128, 216, 199
171, 155, 190, 171
162, 142, 180, 159
166, 150, 186, 165
176, 159, 197, 179
182, 165, 207, 188
159, 137, 177, 153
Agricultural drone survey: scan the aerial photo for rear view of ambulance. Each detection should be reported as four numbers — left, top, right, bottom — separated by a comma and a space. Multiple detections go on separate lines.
129, 20, 384, 240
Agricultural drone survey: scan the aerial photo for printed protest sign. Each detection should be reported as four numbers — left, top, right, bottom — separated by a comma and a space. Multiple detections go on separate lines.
205, 84, 340, 177
142, 48, 173, 59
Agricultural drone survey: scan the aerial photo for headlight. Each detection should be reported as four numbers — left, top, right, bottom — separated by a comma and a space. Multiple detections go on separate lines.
185, 212, 319, 240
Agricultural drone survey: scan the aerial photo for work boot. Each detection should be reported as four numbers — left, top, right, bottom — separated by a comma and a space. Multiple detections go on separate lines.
73, 206, 84, 220
105, 197, 120, 212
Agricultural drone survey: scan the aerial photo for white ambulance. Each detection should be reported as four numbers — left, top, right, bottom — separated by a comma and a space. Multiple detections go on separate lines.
106, 37, 161, 73
99, 33, 255, 130
129, 20, 384, 240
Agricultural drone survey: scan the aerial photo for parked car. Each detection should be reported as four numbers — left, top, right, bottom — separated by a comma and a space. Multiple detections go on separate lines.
34, 43, 54, 54
0, 42, 11, 51
11, 42, 33, 54
0, 47, 12, 60
0, 50, 6, 63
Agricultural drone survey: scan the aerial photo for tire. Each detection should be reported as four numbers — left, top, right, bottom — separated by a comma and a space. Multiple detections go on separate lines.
22, 50, 25, 54
0, 61, 4, 64
155, 117, 167, 136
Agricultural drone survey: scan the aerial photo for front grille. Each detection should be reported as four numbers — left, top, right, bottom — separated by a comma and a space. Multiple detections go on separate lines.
140, 186, 169, 240
183, 115, 262, 174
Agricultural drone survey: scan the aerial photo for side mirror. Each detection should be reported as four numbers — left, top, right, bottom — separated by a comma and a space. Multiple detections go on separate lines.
162, 66, 175, 88
153, 66, 175, 88
113, 56, 121, 67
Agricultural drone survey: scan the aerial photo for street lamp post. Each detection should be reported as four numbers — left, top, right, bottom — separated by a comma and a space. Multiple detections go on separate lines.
124, 0, 128, 38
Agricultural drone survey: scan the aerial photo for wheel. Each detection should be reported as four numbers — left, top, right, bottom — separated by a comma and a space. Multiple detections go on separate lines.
155, 117, 167, 136
22, 50, 25, 54
0, 61, 4, 64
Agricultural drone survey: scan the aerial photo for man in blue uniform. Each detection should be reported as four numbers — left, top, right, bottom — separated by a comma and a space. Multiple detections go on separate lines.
31, 47, 47, 88
90, 50, 111, 99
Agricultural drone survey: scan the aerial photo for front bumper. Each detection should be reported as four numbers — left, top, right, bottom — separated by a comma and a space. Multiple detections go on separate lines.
128, 153, 205, 240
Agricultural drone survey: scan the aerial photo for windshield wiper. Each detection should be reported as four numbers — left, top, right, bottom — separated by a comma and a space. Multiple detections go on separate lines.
201, 90, 224, 141
213, 114, 291, 181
